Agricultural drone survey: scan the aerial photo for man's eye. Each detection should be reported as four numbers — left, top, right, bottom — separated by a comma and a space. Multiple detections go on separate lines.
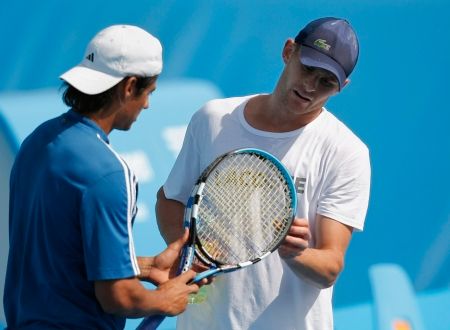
320, 78, 337, 88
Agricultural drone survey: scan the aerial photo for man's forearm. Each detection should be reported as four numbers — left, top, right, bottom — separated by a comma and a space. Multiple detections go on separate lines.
283, 248, 344, 289
283, 215, 353, 288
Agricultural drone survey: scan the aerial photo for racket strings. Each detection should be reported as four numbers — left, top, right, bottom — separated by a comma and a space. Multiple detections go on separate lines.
196, 153, 293, 264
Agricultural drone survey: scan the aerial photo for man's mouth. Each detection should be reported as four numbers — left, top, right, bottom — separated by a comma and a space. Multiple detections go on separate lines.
293, 89, 311, 102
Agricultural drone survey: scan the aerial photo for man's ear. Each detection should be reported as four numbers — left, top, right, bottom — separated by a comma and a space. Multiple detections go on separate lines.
123, 76, 138, 98
282, 39, 296, 64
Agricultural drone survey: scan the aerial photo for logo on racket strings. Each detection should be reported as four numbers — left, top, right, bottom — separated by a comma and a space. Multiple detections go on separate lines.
214, 170, 269, 188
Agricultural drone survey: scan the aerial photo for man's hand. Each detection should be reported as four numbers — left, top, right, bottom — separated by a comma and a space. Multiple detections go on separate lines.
94, 270, 200, 317
154, 270, 200, 316
138, 230, 189, 285
278, 218, 311, 259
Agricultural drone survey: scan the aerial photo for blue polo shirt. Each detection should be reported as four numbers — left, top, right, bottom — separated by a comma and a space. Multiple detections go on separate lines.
4, 110, 140, 329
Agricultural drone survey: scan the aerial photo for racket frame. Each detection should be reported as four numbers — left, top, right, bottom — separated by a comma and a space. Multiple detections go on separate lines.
187, 148, 297, 282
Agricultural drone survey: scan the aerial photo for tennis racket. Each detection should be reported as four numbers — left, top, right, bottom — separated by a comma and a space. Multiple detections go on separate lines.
137, 148, 297, 329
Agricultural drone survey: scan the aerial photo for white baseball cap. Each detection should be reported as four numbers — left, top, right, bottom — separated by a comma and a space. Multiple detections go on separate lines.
60, 25, 163, 95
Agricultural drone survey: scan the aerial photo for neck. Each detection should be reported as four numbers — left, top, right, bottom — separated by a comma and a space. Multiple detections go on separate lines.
89, 114, 115, 135
74, 107, 115, 135
244, 94, 323, 132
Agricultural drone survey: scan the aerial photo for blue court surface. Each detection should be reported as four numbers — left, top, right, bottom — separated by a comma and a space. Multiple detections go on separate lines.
0, 1, 449, 329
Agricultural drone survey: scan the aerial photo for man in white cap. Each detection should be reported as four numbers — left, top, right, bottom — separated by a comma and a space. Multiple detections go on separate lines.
4, 25, 201, 329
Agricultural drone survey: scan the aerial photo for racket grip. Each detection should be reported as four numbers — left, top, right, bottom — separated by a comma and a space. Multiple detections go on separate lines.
136, 314, 165, 330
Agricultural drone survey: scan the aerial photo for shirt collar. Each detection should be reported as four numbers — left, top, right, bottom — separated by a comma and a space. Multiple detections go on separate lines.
65, 109, 110, 144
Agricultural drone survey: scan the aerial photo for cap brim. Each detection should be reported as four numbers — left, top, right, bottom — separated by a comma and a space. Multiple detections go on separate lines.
60, 65, 124, 95
299, 45, 346, 90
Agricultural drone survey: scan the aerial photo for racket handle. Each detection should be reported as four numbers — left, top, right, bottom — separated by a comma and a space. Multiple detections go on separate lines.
136, 314, 165, 330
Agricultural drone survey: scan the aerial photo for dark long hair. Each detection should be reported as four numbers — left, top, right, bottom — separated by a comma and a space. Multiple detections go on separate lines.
61, 76, 157, 114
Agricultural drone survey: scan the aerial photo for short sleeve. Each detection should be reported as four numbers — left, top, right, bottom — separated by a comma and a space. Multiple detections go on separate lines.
317, 146, 371, 231
163, 117, 202, 204
80, 171, 140, 280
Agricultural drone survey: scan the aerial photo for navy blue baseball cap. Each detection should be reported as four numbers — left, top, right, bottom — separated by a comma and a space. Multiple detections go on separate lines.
295, 17, 359, 90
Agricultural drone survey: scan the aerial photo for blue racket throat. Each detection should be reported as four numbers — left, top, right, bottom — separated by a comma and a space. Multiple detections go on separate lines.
177, 245, 194, 274
192, 268, 220, 283
191, 265, 239, 282
183, 196, 194, 227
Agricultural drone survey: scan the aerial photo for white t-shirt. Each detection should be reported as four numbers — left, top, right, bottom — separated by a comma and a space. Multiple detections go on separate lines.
164, 95, 371, 330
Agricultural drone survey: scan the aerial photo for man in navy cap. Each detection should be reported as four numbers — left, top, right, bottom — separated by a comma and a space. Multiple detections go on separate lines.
156, 17, 371, 330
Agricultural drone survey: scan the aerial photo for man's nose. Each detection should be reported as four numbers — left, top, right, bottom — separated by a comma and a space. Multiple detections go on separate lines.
303, 74, 318, 92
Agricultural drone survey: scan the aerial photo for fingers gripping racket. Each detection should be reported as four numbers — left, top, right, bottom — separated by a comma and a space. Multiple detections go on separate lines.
137, 148, 297, 329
